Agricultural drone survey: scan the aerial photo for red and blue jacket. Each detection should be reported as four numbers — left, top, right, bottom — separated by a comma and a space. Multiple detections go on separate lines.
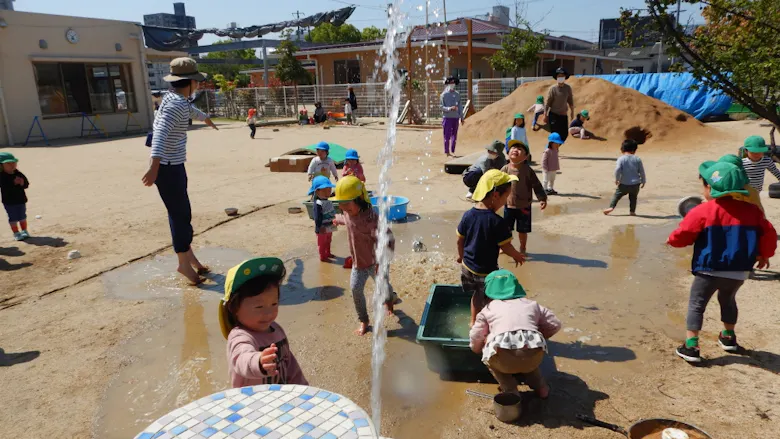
667, 197, 776, 273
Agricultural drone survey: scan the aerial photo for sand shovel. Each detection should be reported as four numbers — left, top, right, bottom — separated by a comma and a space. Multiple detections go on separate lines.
576, 414, 712, 439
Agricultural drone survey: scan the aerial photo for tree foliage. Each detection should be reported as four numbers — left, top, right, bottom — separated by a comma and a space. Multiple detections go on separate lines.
306, 23, 387, 43
617, 8, 641, 48
489, 26, 547, 82
199, 39, 256, 83
275, 40, 312, 86
360, 26, 387, 41
646, 0, 780, 126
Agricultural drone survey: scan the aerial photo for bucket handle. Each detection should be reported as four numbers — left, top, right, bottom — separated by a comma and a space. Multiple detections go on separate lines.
576, 415, 628, 436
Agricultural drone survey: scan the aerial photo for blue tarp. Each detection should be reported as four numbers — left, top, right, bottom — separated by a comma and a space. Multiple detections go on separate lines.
595, 73, 732, 120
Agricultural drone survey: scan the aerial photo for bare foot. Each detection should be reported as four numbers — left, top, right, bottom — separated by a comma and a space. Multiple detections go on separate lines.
196, 266, 211, 275
177, 265, 204, 286
354, 322, 369, 336
536, 383, 550, 399
520, 247, 527, 256
629, 212, 637, 216
603, 208, 614, 215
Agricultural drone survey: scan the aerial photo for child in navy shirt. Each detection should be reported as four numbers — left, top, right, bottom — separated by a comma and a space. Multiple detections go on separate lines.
457, 169, 527, 326
0, 152, 30, 241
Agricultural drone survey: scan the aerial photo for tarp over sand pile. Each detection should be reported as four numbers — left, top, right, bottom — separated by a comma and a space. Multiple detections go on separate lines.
460, 77, 711, 148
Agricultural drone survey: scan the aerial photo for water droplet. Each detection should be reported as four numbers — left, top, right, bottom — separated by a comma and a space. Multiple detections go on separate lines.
416, 5, 423, 11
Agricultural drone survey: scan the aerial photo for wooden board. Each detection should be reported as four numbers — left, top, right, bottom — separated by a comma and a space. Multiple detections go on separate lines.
397, 100, 410, 124
268, 155, 314, 173
444, 151, 484, 175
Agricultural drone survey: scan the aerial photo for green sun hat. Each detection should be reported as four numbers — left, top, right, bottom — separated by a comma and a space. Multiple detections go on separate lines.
0, 152, 18, 164
219, 257, 287, 339
744, 135, 768, 153
484, 269, 527, 300
536, 95, 544, 104
514, 113, 525, 120
580, 110, 590, 120
698, 161, 749, 198
717, 154, 745, 169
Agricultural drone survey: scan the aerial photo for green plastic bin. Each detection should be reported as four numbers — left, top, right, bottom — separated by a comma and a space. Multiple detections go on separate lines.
415, 284, 487, 374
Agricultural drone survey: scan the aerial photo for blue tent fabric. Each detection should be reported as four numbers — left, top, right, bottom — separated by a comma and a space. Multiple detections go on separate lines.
594, 73, 732, 120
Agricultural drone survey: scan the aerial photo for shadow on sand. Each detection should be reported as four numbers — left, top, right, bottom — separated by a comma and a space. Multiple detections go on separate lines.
699, 348, 780, 374
21, 236, 68, 248
526, 253, 608, 269
0, 347, 40, 367
281, 258, 345, 305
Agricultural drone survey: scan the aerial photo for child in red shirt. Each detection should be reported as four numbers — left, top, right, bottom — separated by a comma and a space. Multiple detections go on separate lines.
342, 149, 366, 182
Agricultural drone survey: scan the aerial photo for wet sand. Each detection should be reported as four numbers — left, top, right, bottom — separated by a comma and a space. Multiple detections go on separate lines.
0, 119, 778, 438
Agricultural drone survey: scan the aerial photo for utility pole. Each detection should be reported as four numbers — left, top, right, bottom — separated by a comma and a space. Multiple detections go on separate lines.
443, 0, 449, 78
292, 10, 305, 41
424, 0, 429, 118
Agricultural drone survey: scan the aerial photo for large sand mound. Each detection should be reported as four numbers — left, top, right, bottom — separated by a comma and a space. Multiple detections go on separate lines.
461, 76, 710, 148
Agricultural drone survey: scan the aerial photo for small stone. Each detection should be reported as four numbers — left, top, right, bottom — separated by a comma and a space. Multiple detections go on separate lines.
35, 215, 42, 219
577, 336, 592, 343
563, 327, 577, 333
67, 250, 81, 260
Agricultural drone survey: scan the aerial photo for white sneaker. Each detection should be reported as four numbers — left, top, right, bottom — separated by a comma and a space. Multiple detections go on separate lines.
465, 191, 473, 199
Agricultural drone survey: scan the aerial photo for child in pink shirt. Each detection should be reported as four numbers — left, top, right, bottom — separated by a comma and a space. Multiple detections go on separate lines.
469, 269, 561, 398
219, 257, 307, 387
342, 149, 366, 182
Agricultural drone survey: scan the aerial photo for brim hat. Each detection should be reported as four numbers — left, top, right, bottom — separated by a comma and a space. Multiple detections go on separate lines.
0, 152, 18, 164
536, 95, 544, 104
308, 175, 336, 195
514, 113, 525, 120
553, 67, 570, 79
218, 257, 286, 339
330, 175, 370, 203
444, 76, 460, 85
547, 132, 564, 145
485, 140, 505, 154
698, 161, 749, 198
472, 169, 518, 202
485, 269, 527, 300
345, 149, 360, 160
163, 57, 208, 82
580, 110, 590, 120
744, 135, 769, 153
507, 140, 530, 155
315, 141, 330, 152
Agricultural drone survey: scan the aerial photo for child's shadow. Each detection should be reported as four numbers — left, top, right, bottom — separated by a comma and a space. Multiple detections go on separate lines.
281, 258, 345, 305
699, 348, 780, 374
386, 310, 419, 343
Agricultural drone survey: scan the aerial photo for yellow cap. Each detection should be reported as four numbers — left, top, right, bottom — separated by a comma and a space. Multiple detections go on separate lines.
471, 169, 518, 202
329, 175, 370, 203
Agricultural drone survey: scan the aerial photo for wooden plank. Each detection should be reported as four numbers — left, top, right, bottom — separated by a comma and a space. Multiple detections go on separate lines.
444, 150, 483, 174
397, 100, 411, 124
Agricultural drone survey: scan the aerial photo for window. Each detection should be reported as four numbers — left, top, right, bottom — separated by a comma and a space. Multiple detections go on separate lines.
33, 62, 137, 117
334, 60, 360, 85
603, 28, 617, 42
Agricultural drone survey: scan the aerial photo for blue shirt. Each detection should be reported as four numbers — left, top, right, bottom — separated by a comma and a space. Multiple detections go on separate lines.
457, 208, 513, 275
614, 154, 646, 185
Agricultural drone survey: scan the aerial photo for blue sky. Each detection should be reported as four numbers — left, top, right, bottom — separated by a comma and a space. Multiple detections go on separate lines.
14, 0, 701, 45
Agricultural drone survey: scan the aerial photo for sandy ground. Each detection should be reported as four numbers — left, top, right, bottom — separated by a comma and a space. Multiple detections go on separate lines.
0, 118, 778, 439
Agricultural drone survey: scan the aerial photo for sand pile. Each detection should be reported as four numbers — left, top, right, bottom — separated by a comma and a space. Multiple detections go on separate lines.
461, 76, 710, 148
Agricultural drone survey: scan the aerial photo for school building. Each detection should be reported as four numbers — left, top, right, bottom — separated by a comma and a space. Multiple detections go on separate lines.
0, 10, 153, 146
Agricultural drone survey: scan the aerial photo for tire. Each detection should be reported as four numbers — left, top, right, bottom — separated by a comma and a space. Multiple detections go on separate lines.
769, 182, 780, 199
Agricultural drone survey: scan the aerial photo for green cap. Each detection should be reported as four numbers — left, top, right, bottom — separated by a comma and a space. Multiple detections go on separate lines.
219, 257, 287, 339
514, 113, 525, 120
485, 269, 527, 300
507, 139, 529, 155
698, 161, 749, 198
536, 95, 544, 104
716, 154, 744, 169
744, 135, 768, 153
485, 140, 505, 154
0, 152, 18, 164
580, 110, 590, 119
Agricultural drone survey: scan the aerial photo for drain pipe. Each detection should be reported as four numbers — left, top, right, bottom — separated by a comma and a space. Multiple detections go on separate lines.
0, 79, 13, 145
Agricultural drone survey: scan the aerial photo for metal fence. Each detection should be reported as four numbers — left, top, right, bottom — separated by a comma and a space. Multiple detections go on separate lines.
193, 76, 548, 121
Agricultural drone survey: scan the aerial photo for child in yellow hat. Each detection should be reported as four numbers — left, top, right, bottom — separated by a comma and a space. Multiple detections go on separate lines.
219, 257, 308, 387
331, 176, 396, 336
457, 169, 527, 326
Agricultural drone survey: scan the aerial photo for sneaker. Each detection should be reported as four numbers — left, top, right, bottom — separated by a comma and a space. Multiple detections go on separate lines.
465, 191, 473, 199
718, 333, 739, 352
548, 189, 558, 195
676, 344, 702, 363
13, 232, 24, 241
20, 230, 30, 239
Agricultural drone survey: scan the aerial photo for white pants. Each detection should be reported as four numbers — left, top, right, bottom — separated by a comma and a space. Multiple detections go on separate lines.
543, 171, 556, 190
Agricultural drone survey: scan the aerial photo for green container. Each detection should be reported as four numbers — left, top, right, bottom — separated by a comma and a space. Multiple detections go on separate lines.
416, 284, 487, 374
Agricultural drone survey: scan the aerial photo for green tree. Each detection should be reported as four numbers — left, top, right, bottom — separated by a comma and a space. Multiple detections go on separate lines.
360, 26, 387, 41
646, 0, 779, 127
199, 39, 257, 81
275, 39, 313, 114
306, 23, 362, 44
489, 26, 547, 87
617, 8, 641, 48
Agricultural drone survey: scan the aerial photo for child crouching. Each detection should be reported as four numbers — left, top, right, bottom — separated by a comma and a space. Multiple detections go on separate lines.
219, 257, 307, 387
470, 269, 561, 398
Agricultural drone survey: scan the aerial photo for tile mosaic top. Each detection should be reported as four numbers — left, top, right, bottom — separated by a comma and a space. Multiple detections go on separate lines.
134, 385, 377, 439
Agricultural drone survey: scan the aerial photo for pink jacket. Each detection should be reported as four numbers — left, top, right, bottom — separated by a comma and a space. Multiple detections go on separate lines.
226, 323, 307, 388
542, 148, 560, 172
342, 162, 366, 182
334, 208, 394, 269
469, 298, 561, 352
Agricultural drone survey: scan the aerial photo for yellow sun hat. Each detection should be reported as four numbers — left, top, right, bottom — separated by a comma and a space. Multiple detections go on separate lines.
218, 257, 286, 339
329, 175, 370, 203
471, 169, 518, 202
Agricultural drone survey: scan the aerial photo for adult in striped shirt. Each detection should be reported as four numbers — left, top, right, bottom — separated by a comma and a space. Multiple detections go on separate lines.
142, 58, 218, 285
741, 135, 780, 192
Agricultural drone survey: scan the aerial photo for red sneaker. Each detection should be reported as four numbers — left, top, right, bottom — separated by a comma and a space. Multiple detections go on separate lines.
343, 256, 353, 269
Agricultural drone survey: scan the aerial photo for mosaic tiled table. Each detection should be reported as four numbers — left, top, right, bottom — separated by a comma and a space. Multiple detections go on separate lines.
135, 384, 378, 439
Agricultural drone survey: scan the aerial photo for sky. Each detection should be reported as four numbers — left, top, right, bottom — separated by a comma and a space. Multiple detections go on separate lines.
13, 0, 702, 46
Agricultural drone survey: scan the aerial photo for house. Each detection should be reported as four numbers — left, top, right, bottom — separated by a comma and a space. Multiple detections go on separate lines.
598, 16, 669, 49
146, 48, 188, 91
0, 10, 153, 145
293, 18, 626, 86
573, 46, 671, 74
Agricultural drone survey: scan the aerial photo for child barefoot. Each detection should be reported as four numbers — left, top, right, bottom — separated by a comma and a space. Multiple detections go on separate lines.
219, 257, 307, 386
331, 176, 396, 335
0, 153, 30, 241
568, 110, 591, 139
309, 176, 337, 262
342, 149, 366, 182
501, 141, 547, 255
307, 142, 339, 182
457, 169, 526, 326
668, 161, 776, 363
604, 139, 646, 216
542, 133, 563, 195
470, 269, 561, 398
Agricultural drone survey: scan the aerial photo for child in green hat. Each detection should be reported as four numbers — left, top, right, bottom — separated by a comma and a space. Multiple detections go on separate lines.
0, 152, 30, 241
668, 161, 776, 363
469, 269, 561, 398
568, 110, 591, 139
741, 135, 780, 192
527, 95, 545, 131
506, 114, 529, 156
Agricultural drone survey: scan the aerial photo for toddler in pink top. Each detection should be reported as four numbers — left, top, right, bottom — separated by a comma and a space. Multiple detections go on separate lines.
469, 269, 561, 399
219, 257, 307, 388
342, 149, 366, 182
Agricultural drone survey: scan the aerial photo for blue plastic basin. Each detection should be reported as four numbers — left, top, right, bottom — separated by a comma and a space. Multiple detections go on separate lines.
370, 196, 409, 221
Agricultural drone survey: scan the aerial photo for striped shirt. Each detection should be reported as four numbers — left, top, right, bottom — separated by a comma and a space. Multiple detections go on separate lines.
742, 156, 780, 191
150, 92, 207, 165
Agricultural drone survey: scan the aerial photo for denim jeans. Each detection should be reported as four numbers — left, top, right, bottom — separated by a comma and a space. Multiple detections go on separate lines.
155, 164, 193, 253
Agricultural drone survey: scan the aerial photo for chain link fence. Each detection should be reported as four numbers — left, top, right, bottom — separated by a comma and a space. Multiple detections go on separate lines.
193, 77, 548, 121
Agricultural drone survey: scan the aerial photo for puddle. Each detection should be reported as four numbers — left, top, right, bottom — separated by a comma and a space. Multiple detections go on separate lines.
95, 213, 694, 438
